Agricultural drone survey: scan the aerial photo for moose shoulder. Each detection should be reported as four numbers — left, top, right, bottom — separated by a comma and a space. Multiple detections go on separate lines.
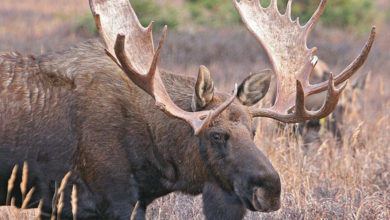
0, 0, 375, 219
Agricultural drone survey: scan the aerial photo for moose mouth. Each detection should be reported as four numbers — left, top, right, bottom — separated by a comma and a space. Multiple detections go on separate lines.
241, 191, 264, 212
241, 195, 260, 211
237, 187, 280, 213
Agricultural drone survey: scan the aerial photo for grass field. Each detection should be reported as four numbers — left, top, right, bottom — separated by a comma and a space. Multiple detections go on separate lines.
0, 0, 389, 219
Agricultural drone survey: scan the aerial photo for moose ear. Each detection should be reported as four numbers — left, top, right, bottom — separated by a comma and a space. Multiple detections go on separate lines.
192, 65, 215, 111
237, 70, 272, 106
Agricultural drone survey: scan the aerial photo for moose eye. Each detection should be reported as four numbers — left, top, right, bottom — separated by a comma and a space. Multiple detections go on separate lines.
212, 133, 222, 141
210, 132, 228, 143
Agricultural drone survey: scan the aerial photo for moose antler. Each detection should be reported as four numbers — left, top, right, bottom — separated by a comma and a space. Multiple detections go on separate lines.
234, 0, 376, 123
90, 0, 237, 135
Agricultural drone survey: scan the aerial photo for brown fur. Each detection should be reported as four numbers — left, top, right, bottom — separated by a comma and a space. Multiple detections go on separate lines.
0, 39, 280, 220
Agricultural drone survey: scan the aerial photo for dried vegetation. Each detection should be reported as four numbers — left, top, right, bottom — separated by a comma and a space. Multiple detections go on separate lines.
0, 0, 389, 219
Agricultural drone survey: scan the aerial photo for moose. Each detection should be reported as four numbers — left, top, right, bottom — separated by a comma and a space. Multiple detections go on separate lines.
299, 60, 369, 143
272, 59, 369, 144
0, 0, 375, 219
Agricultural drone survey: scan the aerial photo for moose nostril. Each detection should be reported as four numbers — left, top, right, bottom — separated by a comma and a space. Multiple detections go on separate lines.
248, 172, 281, 212
249, 173, 280, 192
254, 187, 265, 201
254, 187, 281, 212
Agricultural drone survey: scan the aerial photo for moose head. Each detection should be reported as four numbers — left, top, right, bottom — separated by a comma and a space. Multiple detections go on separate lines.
88, 0, 375, 218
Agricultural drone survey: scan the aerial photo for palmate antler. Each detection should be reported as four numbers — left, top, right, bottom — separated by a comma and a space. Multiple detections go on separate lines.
234, 0, 376, 123
90, 0, 237, 135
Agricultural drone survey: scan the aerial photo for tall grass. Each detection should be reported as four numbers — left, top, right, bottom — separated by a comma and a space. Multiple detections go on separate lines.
0, 0, 389, 219
144, 18, 390, 220
143, 72, 390, 219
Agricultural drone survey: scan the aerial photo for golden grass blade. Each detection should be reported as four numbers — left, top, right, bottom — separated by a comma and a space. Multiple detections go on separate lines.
50, 171, 72, 220
71, 185, 78, 220
6, 165, 19, 206
57, 192, 64, 220
20, 161, 29, 203
36, 199, 43, 220
58, 172, 71, 195
130, 201, 140, 220
21, 187, 35, 209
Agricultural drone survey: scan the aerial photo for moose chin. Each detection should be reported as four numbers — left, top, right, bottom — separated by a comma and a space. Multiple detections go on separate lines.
0, 0, 375, 219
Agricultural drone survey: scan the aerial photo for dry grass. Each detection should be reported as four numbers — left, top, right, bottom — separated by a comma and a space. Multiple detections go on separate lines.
1, 163, 40, 219
1, 0, 390, 219
0, 206, 39, 220
144, 75, 390, 219
0, 0, 90, 53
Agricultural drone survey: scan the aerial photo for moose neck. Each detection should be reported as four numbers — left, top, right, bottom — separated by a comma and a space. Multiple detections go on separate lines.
143, 72, 211, 194
36, 39, 211, 196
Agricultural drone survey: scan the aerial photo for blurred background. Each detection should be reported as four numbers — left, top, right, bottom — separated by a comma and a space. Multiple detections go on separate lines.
0, 0, 389, 88
0, 0, 389, 219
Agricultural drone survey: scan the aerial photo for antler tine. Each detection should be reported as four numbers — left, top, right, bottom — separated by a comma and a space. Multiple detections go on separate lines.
304, 0, 327, 38
113, 25, 167, 94
286, 0, 293, 18
306, 26, 376, 95
299, 74, 347, 120
294, 80, 306, 116
251, 74, 346, 123
235, 0, 375, 123
90, 0, 237, 136
271, 0, 278, 10
148, 25, 166, 81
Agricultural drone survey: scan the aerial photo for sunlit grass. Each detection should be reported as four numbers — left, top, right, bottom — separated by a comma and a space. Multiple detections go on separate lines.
0, 0, 389, 219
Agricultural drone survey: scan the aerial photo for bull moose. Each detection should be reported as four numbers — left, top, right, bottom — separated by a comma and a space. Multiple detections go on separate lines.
0, 0, 375, 219
271, 59, 369, 144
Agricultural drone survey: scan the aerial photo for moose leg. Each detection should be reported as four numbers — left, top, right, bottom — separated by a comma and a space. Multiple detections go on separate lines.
94, 172, 139, 219
202, 182, 246, 220
76, 148, 140, 219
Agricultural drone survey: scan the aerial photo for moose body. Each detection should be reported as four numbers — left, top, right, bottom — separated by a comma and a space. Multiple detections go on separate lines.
0, 40, 280, 219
